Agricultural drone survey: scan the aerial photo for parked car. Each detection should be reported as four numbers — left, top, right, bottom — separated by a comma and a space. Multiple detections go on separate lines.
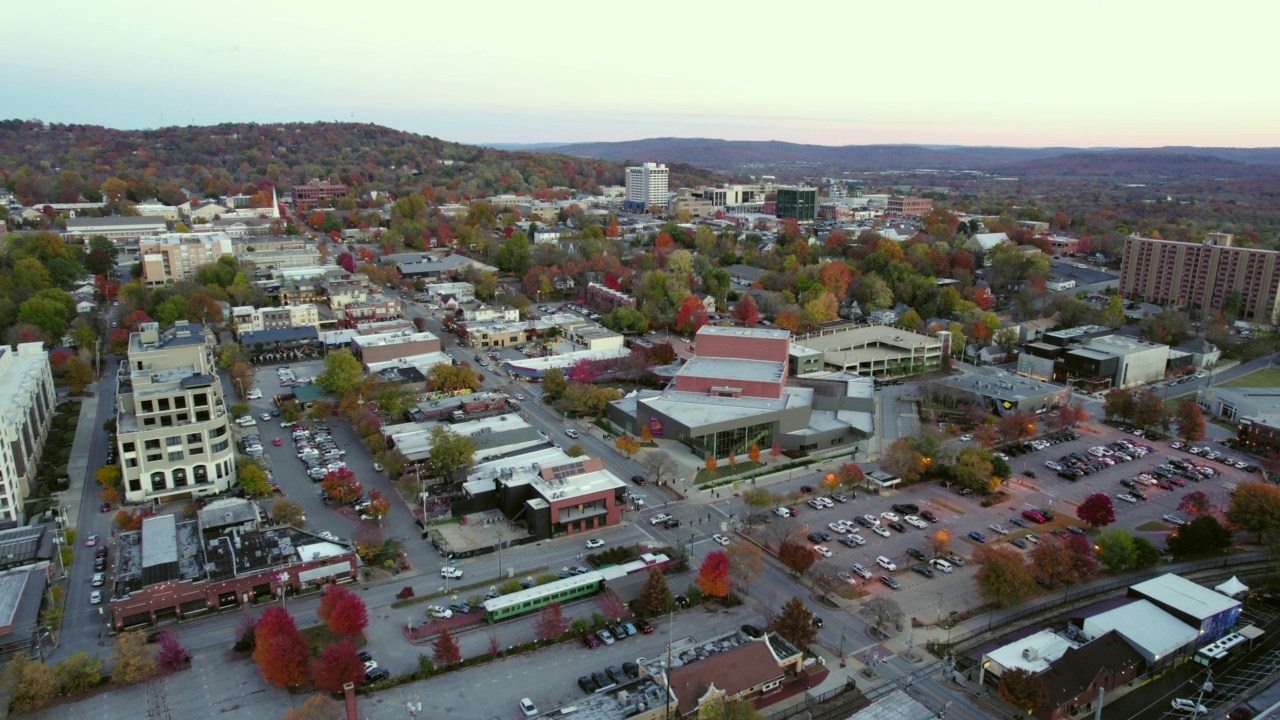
880, 575, 901, 590
968, 531, 988, 543
851, 563, 874, 579
912, 565, 935, 578
585, 538, 604, 548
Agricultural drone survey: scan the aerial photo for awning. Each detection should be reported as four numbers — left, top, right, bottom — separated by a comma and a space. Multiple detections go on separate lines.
1215, 576, 1249, 598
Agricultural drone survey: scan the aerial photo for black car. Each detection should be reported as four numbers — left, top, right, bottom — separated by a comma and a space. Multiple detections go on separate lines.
817, 530, 832, 541
907, 548, 926, 561
606, 665, 625, 684
631, 475, 647, 485
364, 668, 390, 683
807, 532, 825, 544
740, 624, 764, 638
892, 503, 919, 515
449, 602, 471, 614
663, 518, 680, 529
912, 565, 935, 578
579, 676, 598, 693
854, 516, 876, 528
622, 661, 640, 679
1067, 525, 1086, 535
919, 510, 939, 523
592, 671, 610, 689
1023, 469, 1037, 478
357, 650, 373, 662
1120, 478, 1137, 489
811, 615, 824, 628
1008, 517, 1029, 528
1038, 509, 1056, 521
888, 521, 907, 533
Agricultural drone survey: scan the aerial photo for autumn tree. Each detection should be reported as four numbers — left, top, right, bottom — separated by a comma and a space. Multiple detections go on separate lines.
321, 468, 363, 505
771, 597, 817, 649
674, 294, 709, 335
637, 568, 673, 615
778, 541, 817, 575
316, 584, 368, 636
880, 438, 926, 483
52, 650, 102, 695
311, 638, 365, 693
429, 425, 478, 480
432, 627, 461, 666
154, 631, 188, 671
697, 698, 765, 720
534, 601, 570, 641
615, 434, 640, 458
926, 528, 951, 558
364, 488, 390, 521
726, 542, 763, 595
1179, 490, 1211, 517
748, 443, 761, 463
705, 455, 717, 472
112, 630, 158, 684
270, 498, 306, 527
252, 606, 309, 688
973, 545, 1035, 607
836, 462, 865, 489
999, 667, 1047, 715
1176, 401, 1207, 443
427, 362, 480, 392
696, 550, 731, 598
1064, 533, 1100, 580
734, 295, 760, 325
1225, 481, 1280, 543
1076, 493, 1116, 528
863, 596, 902, 637
4, 652, 56, 713
952, 446, 996, 492
1029, 537, 1080, 588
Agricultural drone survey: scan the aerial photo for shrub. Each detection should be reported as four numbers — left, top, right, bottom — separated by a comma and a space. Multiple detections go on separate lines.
396, 586, 415, 600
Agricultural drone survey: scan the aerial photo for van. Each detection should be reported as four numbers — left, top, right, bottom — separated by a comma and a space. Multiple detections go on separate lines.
773, 507, 791, 518
929, 558, 953, 573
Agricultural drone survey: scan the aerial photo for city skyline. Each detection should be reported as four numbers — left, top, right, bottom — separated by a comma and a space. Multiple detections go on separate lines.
3, 0, 1276, 148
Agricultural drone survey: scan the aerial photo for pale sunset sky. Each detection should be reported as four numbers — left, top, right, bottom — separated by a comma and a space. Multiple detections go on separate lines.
4, 0, 1274, 148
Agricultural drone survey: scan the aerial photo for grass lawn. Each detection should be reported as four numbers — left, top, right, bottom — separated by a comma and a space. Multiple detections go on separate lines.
695, 461, 765, 484
1136, 520, 1171, 532
1220, 368, 1280, 388
300, 624, 367, 652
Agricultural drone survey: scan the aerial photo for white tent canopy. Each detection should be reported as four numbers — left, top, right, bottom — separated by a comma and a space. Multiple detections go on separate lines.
1215, 576, 1249, 598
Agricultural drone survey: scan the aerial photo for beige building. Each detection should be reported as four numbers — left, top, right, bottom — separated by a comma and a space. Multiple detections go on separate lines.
116, 322, 236, 504
350, 330, 442, 365
139, 233, 234, 286
0, 344, 56, 522
670, 188, 717, 219
231, 304, 321, 333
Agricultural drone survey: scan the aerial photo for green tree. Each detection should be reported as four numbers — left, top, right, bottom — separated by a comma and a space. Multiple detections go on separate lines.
541, 368, 568, 402
429, 426, 477, 480
1102, 295, 1125, 329
155, 296, 188, 325
494, 233, 532, 275
1132, 535, 1162, 568
880, 438, 926, 483
315, 349, 364, 397
66, 356, 95, 394
771, 597, 817, 649
1167, 515, 1233, 557
427, 362, 480, 392
473, 271, 498, 300
270, 499, 306, 527
697, 698, 765, 720
237, 462, 270, 496
17, 295, 71, 341
952, 446, 995, 492
1095, 528, 1138, 571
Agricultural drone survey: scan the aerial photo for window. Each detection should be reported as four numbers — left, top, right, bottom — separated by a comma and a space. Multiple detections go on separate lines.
195, 410, 210, 422
172, 468, 187, 487
175, 414, 188, 422
150, 472, 166, 491
190, 446, 203, 455
194, 465, 208, 483
211, 424, 227, 438
160, 416, 172, 427
144, 439, 161, 450
174, 396, 187, 409
193, 393, 208, 407
144, 417, 156, 427
212, 440, 229, 453
146, 453, 162, 462
128, 479, 141, 492
166, 436, 182, 447
141, 400, 154, 413
125, 458, 138, 468
168, 451, 183, 462
158, 398, 170, 411
187, 433, 202, 444
122, 442, 136, 452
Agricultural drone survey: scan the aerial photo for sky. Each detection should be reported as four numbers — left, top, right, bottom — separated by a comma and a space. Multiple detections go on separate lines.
4, 0, 1276, 148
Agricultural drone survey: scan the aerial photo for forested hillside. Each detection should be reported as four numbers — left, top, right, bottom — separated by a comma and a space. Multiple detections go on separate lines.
0, 120, 723, 205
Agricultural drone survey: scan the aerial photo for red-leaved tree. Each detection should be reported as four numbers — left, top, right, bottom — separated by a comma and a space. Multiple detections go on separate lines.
534, 601, 570, 641
778, 541, 817, 575
1179, 490, 1211, 517
675, 295, 709, 335
155, 631, 188, 670
317, 584, 368, 636
733, 295, 760, 326
432, 627, 461, 666
1077, 493, 1116, 528
696, 550, 731, 598
321, 468, 363, 505
252, 606, 310, 688
311, 638, 365, 693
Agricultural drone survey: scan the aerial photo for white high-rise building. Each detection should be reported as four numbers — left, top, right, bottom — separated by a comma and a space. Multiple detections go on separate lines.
0, 343, 56, 522
624, 162, 669, 213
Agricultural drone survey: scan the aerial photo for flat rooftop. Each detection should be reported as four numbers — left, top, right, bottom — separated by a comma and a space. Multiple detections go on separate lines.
1130, 573, 1241, 620
697, 325, 791, 341
1083, 335, 1169, 356
677, 356, 786, 384
941, 368, 1065, 398
985, 628, 1080, 674
640, 385, 812, 429
795, 324, 942, 364
350, 330, 439, 348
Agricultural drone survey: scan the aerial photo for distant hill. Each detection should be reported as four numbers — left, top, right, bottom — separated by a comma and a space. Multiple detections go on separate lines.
537, 137, 1280, 178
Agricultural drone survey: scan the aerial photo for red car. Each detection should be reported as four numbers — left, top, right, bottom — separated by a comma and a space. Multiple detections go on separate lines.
273, 438, 283, 446
640, 621, 655, 634
83, 534, 99, 547
99, 502, 112, 513
581, 633, 600, 649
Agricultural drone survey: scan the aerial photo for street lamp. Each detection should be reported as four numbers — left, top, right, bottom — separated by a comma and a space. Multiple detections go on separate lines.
276, 571, 290, 608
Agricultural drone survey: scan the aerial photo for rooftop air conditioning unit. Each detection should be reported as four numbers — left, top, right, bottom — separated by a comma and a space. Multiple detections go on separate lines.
1023, 647, 1039, 661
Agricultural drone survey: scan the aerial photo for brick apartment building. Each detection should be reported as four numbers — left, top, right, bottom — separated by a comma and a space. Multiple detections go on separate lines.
292, 180, 349, 208
1119, 233, 1280, 323
887, 196, 933, 217
585, 282, 636, 314
345, 297, 404, 326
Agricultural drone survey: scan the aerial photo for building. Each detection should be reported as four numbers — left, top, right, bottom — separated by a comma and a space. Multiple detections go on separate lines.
886, 196, 933, 217
350, 330, 441, 365
230, 304, 320, 333
624, 162, 669, 213
1049, 236, 1083, 256
1120, 233, 1280, 323
345, 296, 403, 326
238, 327, 322, 361
669, 189, 717, 220
291, 180, 349, 208
115, 322, 236, 504
108, 501, 358, 630
774, 186, 817, 222
0, 344, 56, 522
1128, 573, 1242, 645
235, 247, 322, 270
0, 562, 53, 660
456, 453, 627, 540
1170, 338, 1220, 369
460, 305, 519, 323
585, 282, 637, 313
791, 323, 948, 376
1029, 631, 1145, 720
1068, 599, 1199, 668
1058, 335, 1169, 390
666, 635, 804, 717
138, 233, 234, 286
423, 282, 476, 306
62, 216, 168, 243
561, 321, 624, 351
932, 367, 1069, 416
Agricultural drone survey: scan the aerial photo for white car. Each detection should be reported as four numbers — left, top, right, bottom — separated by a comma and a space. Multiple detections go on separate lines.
876, 556, 897, 571
844, 533, 866, 546
904, 515, 928, 529
1162, 514, 1185, 525
585, 538, 604, 548
929, 558, 953, 573
519, 698, 538, 717
1044, 460, 1063, 471
872, 525, 891, 538
260, 413, 272, 421
1115, 493, 1137, 504
712, 534, 731, 546
850, 563, 874, 579
828, 522, 848, 533
440, 566, 463, 579
363, 660, 379, 672
880, 511, 900, 522
813, 545, 832, 558
959, 434, 973, 442
650, 513, 673, 525
1171, 698, 1207, 715
89, 590, 102, 604
426, 605, 453, 619
246, 389, 262, 399
988, 524, 1009, 535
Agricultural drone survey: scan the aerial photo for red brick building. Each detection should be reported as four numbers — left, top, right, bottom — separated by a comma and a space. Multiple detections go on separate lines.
1050, 236, 1083, 255
292, 180, 350, 208
346, 297, 404, 326
1120, 233, 1280, 323
887, 196, 933, 216
585, 282, 636, 313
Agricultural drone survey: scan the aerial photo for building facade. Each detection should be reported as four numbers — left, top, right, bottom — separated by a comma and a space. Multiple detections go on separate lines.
63, 216, 168, 243
774, 186, 817, 222
0, 344, 56, 522
291, 180, 349, 208
887, 196, 933, 216
624, 163, 669, 213
138, 233, 234, 286
115, 323, 236, 504
1120, 233, 1280, 323
345, 297, 403, 326
230, 304, 320, 333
